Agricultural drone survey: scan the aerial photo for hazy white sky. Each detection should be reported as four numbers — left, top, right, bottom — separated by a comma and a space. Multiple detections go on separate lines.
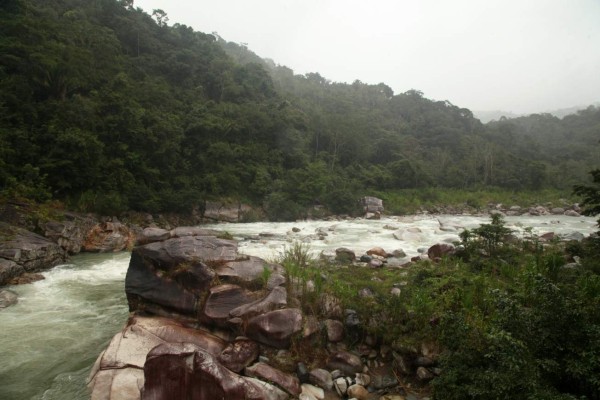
135, 0, 600, 114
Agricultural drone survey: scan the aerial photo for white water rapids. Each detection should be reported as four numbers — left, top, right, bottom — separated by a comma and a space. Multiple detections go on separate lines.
0, 215, 596, 399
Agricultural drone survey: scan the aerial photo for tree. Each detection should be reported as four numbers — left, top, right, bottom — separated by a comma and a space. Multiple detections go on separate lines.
152, 9, 168, 27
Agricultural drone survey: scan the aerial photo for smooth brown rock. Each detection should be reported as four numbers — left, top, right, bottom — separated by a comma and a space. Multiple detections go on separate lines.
143, 342, 200, 400
229, 286, 287, 320
83, 222, 135, 252
324, 319, 344, 343
326, 351, 363, 375
203, 284, 251, 326
193, 349, 288, 400
308, 368, 333, 391
347, 384, 369, 400
8, 272, 45, 285
367, 247, 388, 258
217, 338, 260, 373
246, 308, 303, 349
427, 243, 455, 260
245, 362, 301, 396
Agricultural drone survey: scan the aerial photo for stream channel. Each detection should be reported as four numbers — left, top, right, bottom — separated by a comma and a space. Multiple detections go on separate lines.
0, 215, 597, 399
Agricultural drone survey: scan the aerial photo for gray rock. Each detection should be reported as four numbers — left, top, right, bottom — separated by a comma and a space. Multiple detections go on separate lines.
0, 223, 66, 283
229, 286, 287, 320
245, 308, 303, 349
308, 368, 333, 391
327, 351, 363, 375
0, 259, 24, 286
324, 319, 345, 342
0, 289, 18, 310
335, 247, 356, 263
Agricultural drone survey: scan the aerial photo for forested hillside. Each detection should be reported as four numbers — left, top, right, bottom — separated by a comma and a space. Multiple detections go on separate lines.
1, 0, 599, 219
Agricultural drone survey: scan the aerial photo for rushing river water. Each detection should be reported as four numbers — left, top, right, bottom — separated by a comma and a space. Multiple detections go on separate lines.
0, 215, 597, 399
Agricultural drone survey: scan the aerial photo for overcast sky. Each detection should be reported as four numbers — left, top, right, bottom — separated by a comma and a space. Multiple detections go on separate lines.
135, 0, 599, 114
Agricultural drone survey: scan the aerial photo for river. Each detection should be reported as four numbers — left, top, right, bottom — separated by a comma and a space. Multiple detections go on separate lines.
0, 215, 596, 399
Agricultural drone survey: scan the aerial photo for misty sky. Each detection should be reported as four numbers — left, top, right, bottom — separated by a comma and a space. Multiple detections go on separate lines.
135, 0, 600, 114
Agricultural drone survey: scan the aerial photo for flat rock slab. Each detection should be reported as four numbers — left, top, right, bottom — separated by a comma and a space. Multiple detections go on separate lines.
216, 256, 283, 282
0, 222, 66, 282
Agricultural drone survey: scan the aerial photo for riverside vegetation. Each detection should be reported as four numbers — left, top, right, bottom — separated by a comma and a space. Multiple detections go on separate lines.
278, 212, 600, 399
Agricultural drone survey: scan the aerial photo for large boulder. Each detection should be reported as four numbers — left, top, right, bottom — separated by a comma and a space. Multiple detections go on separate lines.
0, 222, 66, 284
83, 221, 136, 252
360, 197, 384, 213
88, 316, 228, 400
0, 259, 24, 286
125, 236, 237, 316
203, 201, 255, 223
43, 213, 97, 254
143, 344, 289, 400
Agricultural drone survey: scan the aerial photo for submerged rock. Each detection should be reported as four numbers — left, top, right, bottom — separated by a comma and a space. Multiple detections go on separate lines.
0, 289, 18, 310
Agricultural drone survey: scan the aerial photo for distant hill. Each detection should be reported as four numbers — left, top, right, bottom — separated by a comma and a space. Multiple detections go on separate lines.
475, 103, 600, 123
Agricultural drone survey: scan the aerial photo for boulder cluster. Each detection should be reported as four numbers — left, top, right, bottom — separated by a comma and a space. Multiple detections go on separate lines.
89, 227, 432, 400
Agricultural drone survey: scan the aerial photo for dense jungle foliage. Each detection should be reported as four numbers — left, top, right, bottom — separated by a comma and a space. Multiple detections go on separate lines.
1, 0, 599, 219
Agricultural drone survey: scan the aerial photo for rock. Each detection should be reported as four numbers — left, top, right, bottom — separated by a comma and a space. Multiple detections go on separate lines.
297, 362, 310, 383
245, 308, 303, 349
9, 272, 45, 285
390, 287, 401, 296
267, 273, 287, 290
303, 315, 320, 338
540, 232, 555, 241
169, 226, 222, 238
217, 337, 259, 373
427, 243, 455, 260
43, 214, 96, 254
83, 222, 135, 252
327, 351, 363, 375
203, 284, 252, 326
355, 372, 371, 387
564, 209, 580, 217
358, 288, 374, 298
347, 384, 370, 400
345, 309, 360, 327
144, 345, 289, 400
325, 319, 345, 342
393, 229, 422, 241
89, 367, 144, 400
415, 356, 435, 367
0, 259, 24, 286
367, 247, 388, 258
392, 249, 406, 258
551, 207, 565, 215
369, 364, 398, 389
308, 368, 333, 391
301, 383, 325, 400
369, 258, 384, 268
559, 231, 585, 241
0, 223, 66, 282
360, 255, 373, 263
0, 289, 18, 310
229, 286, 287, 320
292, 227, 301, 233
333, 376, 352, 397
203, 200, 249, 223
136, 227, 170, 245
335, 248, 356, 263
416, 366, 435, 381
245, 362, 301, 396
126, 236, 240, 316
360, 197, 384, 213
216, 256, 283, 282
320, 294, 343, 319
365, 212, 381, 220
88, 316, 228, 399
